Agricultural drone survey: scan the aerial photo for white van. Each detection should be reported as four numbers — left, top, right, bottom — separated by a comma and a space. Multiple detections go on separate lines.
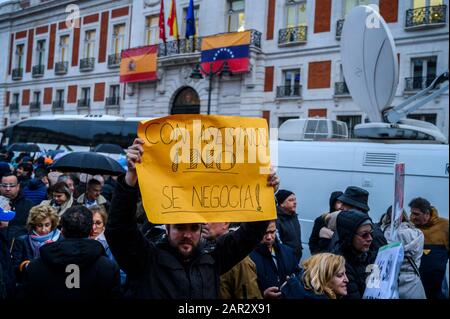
275, 139, 449, 259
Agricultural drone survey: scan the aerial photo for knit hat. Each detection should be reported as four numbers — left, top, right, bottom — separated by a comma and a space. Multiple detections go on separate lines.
275, 189, 294, 205
0, 206, 16, 222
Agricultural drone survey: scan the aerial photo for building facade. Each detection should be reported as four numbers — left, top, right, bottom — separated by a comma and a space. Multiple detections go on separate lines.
1, 0, 448, 138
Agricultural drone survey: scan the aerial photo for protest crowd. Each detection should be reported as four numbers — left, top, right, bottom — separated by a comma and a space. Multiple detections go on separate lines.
0, 139, 448, 300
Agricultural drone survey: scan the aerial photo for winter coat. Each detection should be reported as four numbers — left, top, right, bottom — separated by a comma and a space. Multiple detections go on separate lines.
219, 255, 262, 299
22, 179, 47, 205
7, 193, 34, 245
383, 222, 426, 299
276, 206, 302, 263
281, 269, 328, 299
0, 227, 15, 299
104, 175, 268, 299
101, 177, 117, 203
76, 193, 109, 212
335, 210, 377, 299
309, 214, 330, 255
41, 196, 74, 217
250, 240, 299, 295
22, 238, 120, 299
416, 207, 449, 299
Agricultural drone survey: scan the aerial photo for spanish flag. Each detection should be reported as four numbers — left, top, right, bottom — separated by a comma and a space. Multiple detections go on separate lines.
120, 46, 157, 83
201, 30, 251, 74
168, 0, 179, 40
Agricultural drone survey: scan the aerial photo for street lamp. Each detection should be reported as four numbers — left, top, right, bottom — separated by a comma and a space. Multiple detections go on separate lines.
190, 61, 233, 115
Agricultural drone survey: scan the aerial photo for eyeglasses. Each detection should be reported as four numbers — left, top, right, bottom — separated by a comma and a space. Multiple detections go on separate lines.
93, 221, 104, 226
1, 183, 18, 188
355, 230, 373, 240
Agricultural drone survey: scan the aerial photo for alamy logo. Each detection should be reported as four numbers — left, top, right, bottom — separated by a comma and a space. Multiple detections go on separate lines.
65, 264, 80, 289
65, 4, 80, 29
365, 4, 381, 29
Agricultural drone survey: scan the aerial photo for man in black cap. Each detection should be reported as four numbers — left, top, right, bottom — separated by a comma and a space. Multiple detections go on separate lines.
337, 186, 387, 252
275, 189, 302, 263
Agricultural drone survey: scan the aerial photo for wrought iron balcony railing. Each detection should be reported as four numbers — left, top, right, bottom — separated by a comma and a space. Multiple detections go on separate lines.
77, 98, 90, 108
9, 102, 19, 113
29, 101, 41, 112
52, 100, 64, 110
108, 53, 121, 68
278, 26, 307, 46
32, 64, 45, 77
404, 76, 436, 91
405, 5, 447, 29
276, 85, 302, 98
79, 57, 95, 71
55, 61, 68, 75
12, 68, 23, 80
105, 96, 120, 106
336, 19, 345, 39
334, 81, 350, 95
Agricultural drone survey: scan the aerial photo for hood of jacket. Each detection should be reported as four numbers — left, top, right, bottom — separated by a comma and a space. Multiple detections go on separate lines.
39, 238, 105, 270
336, 210, 372, 251
26, 178, 46, 190
281, 269, 328, 299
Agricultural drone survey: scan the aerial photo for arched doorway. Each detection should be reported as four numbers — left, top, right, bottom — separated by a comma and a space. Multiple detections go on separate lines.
171, 87, 200, 114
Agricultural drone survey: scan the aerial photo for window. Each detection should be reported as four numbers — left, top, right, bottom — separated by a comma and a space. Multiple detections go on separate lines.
344, 0, 369, 17
336, 115, 362, 138
33, 91, 41, 103
182, 5, 200, 38
228, 0, 245, 32
112, 24, 125, 55
413, 0, 443, 9
278, 116, 299, 127
286, 0, 307, 27
81, 87, 90, 101
15, 44, 25, 68
411, 56, 437, 89
283, 69, 301, 93
36, 39, 46, 66
145, 15, 159, 45
59, 35, 70, 62
56, 89, 64, 102
13, 93, 20, 104
110, 85, 120, 98
407, 113, 437, 125
84, 30, 96, 59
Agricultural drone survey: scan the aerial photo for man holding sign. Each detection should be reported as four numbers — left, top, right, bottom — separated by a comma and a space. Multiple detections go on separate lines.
105, 115, 279, 299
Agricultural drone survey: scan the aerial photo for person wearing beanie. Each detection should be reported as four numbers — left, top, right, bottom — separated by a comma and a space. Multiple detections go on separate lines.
336, 210, 376, 299
309, 191, 343, 255
275, 189, 302, 263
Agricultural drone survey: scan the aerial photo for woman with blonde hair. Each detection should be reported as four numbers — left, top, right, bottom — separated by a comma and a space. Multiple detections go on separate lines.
281, 253, 348, 299
11, 204, 61, 282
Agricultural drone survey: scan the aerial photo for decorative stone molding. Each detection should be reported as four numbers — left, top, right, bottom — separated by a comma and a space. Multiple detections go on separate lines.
143, 0, 160, 8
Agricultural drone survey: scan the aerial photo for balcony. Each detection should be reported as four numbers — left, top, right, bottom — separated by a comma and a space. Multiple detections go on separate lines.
52, 100, 64, 111
334, 81, 350, 96
276, 85, 302, 99
77, 98, 90, 108
29, 101, 41, 112
405, 5, 447, 30
9, 102, 19, 114
108, 53, 121, 68
32, 64, 45, 78
12, 68, 23, 80
79, 57, 95, 72
336, 19, 345, 39
55, 61, 68, 75
278, 26, 307, 46
404, 76, 436, 92
105, 96, 120, 107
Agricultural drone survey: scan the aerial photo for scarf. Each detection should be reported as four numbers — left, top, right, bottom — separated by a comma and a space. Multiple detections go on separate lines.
29, 228, 61, 258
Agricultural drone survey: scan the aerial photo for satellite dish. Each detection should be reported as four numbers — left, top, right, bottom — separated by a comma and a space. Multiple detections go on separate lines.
341, 5, 398, 123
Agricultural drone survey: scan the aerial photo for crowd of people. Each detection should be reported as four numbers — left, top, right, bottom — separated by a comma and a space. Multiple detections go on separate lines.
0, 141, 448, 300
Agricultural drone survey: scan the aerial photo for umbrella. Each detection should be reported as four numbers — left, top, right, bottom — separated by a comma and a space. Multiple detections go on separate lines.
50, 152, 126, 176
7, 143, 41, 153
92, 143, 124, 154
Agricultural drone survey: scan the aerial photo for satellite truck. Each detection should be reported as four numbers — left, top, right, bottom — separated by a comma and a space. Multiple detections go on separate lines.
274, 5, 449, 259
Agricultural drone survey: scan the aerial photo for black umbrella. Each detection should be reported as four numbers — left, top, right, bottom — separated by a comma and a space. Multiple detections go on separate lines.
51, 152, 126, 176
7, 143, 41, 153
92, 143, 124, 154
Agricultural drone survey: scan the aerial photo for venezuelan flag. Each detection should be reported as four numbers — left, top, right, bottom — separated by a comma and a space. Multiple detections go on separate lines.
201, 31, 250, 74
120, 45, 157, 83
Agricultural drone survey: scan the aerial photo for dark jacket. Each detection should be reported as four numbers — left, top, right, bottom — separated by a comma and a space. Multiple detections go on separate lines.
22, 179, 47, 205
0, 227, 15, 299
308, 215, 330, 255
22, 238, 120, 299
336, 210, 377, 299
281, 269, 328, 299
101, 176, 117, 203
276, 206, 302, 263
7, 193, 34, 245
417, 207, 449, 299
250, 240, 299, 295
104, 175, 268, 299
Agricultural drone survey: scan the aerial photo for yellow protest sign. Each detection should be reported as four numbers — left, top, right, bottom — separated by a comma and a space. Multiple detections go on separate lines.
136, 114, 276, 224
